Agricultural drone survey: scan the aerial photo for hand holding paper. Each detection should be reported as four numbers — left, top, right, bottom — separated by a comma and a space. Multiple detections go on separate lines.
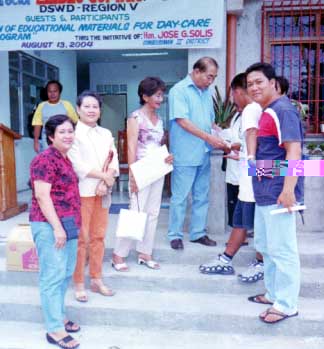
164, 153, 174, 165
270, 205, 306, 215
210, 128, 231, 150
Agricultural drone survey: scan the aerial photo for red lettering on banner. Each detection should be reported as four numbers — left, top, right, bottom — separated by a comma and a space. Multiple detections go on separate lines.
36, 0, 143, 3
116, 0, 142, 3
37, 0, 83, 4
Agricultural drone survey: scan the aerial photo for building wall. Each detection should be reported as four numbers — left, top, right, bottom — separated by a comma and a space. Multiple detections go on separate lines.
0, 52, 11, 127
236, 0, 262, 73
90, 58, 188, 120
40, 50, 78, 107
188, 0, 227, 97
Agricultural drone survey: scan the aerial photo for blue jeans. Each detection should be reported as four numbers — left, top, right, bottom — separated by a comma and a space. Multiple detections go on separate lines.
31, 222, 78, 333
254, 204, 300, 315
168, 153, 210, 241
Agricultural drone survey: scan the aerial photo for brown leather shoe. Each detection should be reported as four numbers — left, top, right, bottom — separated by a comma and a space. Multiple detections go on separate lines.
191, 235, 217, 246
170, 239, 184, 250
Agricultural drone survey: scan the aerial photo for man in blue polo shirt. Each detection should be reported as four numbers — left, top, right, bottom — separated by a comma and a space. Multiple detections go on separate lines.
245, 63, 303, 324
168, 57, 228, 250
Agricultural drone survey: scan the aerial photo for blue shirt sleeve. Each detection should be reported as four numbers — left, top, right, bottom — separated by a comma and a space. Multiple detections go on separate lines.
209, 95, 215, 124
279, 107, 302, 144
169, 86, 190, 121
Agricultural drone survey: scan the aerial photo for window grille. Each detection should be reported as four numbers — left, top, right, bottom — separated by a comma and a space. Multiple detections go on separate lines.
96, 84, 128, 94
9, 51, 59, 136
262, 0, 324, 134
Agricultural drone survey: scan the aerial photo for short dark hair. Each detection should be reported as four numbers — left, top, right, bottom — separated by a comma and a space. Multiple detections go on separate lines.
230, 73, 247, 90
76, 90, 103, 108
45, 80, 63, 94
245, 62, 276, 81
138, 77, 166, 105
45, 114, 75, 145
193, 57, 219, 72
276, 76, 289, 95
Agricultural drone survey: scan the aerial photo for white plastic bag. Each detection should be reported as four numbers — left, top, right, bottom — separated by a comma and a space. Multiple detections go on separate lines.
115, 209, 147, 241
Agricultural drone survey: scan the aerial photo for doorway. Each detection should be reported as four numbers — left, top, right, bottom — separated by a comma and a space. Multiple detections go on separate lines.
101, 94, 127, 139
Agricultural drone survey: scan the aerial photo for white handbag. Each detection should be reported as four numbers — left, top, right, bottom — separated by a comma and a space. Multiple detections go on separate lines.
115, 194, 147, 241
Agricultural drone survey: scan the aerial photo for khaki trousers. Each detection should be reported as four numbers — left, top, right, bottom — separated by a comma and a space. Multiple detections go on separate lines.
73, 196, 108, 284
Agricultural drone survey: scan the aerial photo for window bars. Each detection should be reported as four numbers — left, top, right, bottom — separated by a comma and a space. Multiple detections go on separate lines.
262, 0, 324, 134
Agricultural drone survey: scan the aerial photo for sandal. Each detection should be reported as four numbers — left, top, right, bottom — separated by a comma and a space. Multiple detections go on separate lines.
46, 333, 79, 349
199, 255, 235, 275
138, 257, 160, 270
111, 261, 129, 272
260, 308, 298, 324
74, 290, 88, 303
238, 259, 264, 283
90, 280, 115, 297
200, 264, 234, 275
248, 294, 273, 305
64, 321, 80, 333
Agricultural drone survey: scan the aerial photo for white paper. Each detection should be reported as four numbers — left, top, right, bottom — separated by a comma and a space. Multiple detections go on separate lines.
270, 205, 306, 215
130, 145, 173, 191
211, 128, 231, 147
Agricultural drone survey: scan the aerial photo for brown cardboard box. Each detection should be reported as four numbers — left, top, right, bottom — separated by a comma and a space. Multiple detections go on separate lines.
6, 224, 39, 272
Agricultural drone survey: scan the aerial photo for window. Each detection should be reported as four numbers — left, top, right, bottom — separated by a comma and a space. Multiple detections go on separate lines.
262, 0, 324, 134
9, 51, 59, 136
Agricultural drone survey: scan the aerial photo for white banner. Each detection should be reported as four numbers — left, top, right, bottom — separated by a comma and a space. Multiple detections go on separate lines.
0, 0, 224, 51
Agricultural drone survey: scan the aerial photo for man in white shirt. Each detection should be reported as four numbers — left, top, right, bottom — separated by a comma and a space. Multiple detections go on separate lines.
199, 73, 264, 283
222, 112, 242, 228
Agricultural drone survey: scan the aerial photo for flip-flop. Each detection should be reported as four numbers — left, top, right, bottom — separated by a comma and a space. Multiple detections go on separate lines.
64, 320, 80, 333
248, 294, 273, 305
260, 308, 298, 324
46, 333, 80, 349
111, 261, 129, 272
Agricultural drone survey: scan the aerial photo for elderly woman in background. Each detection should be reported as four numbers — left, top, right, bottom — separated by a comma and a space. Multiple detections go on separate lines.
30, 114, 80, 349
112, 77, 173, 271
68, 90, 119, 302
32, 80, 78, 153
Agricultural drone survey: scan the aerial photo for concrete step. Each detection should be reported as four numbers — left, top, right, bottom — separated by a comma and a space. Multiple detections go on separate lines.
1, 258, 324, 299
1, 321, 324, 349
1, 234, 324, 269
0, 285, 324, 338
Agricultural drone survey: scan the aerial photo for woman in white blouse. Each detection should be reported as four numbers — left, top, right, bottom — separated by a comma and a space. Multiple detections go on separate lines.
68, 91, 119, 302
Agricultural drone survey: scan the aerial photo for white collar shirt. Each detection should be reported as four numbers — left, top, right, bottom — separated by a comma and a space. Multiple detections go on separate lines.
68, 121, 119, 197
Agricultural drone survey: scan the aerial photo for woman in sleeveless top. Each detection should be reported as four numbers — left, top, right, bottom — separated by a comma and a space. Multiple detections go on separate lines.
112, 77, 173, 271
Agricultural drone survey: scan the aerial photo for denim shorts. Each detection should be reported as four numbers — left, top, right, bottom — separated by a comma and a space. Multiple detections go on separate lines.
233, 200, 255, 230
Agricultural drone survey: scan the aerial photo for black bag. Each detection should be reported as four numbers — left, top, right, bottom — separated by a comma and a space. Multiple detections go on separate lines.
221, 155, 227, 172
60, 216, 79, 240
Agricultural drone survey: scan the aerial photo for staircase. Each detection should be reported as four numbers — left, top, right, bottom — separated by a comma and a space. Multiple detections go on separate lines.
0, 209, 324, 349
